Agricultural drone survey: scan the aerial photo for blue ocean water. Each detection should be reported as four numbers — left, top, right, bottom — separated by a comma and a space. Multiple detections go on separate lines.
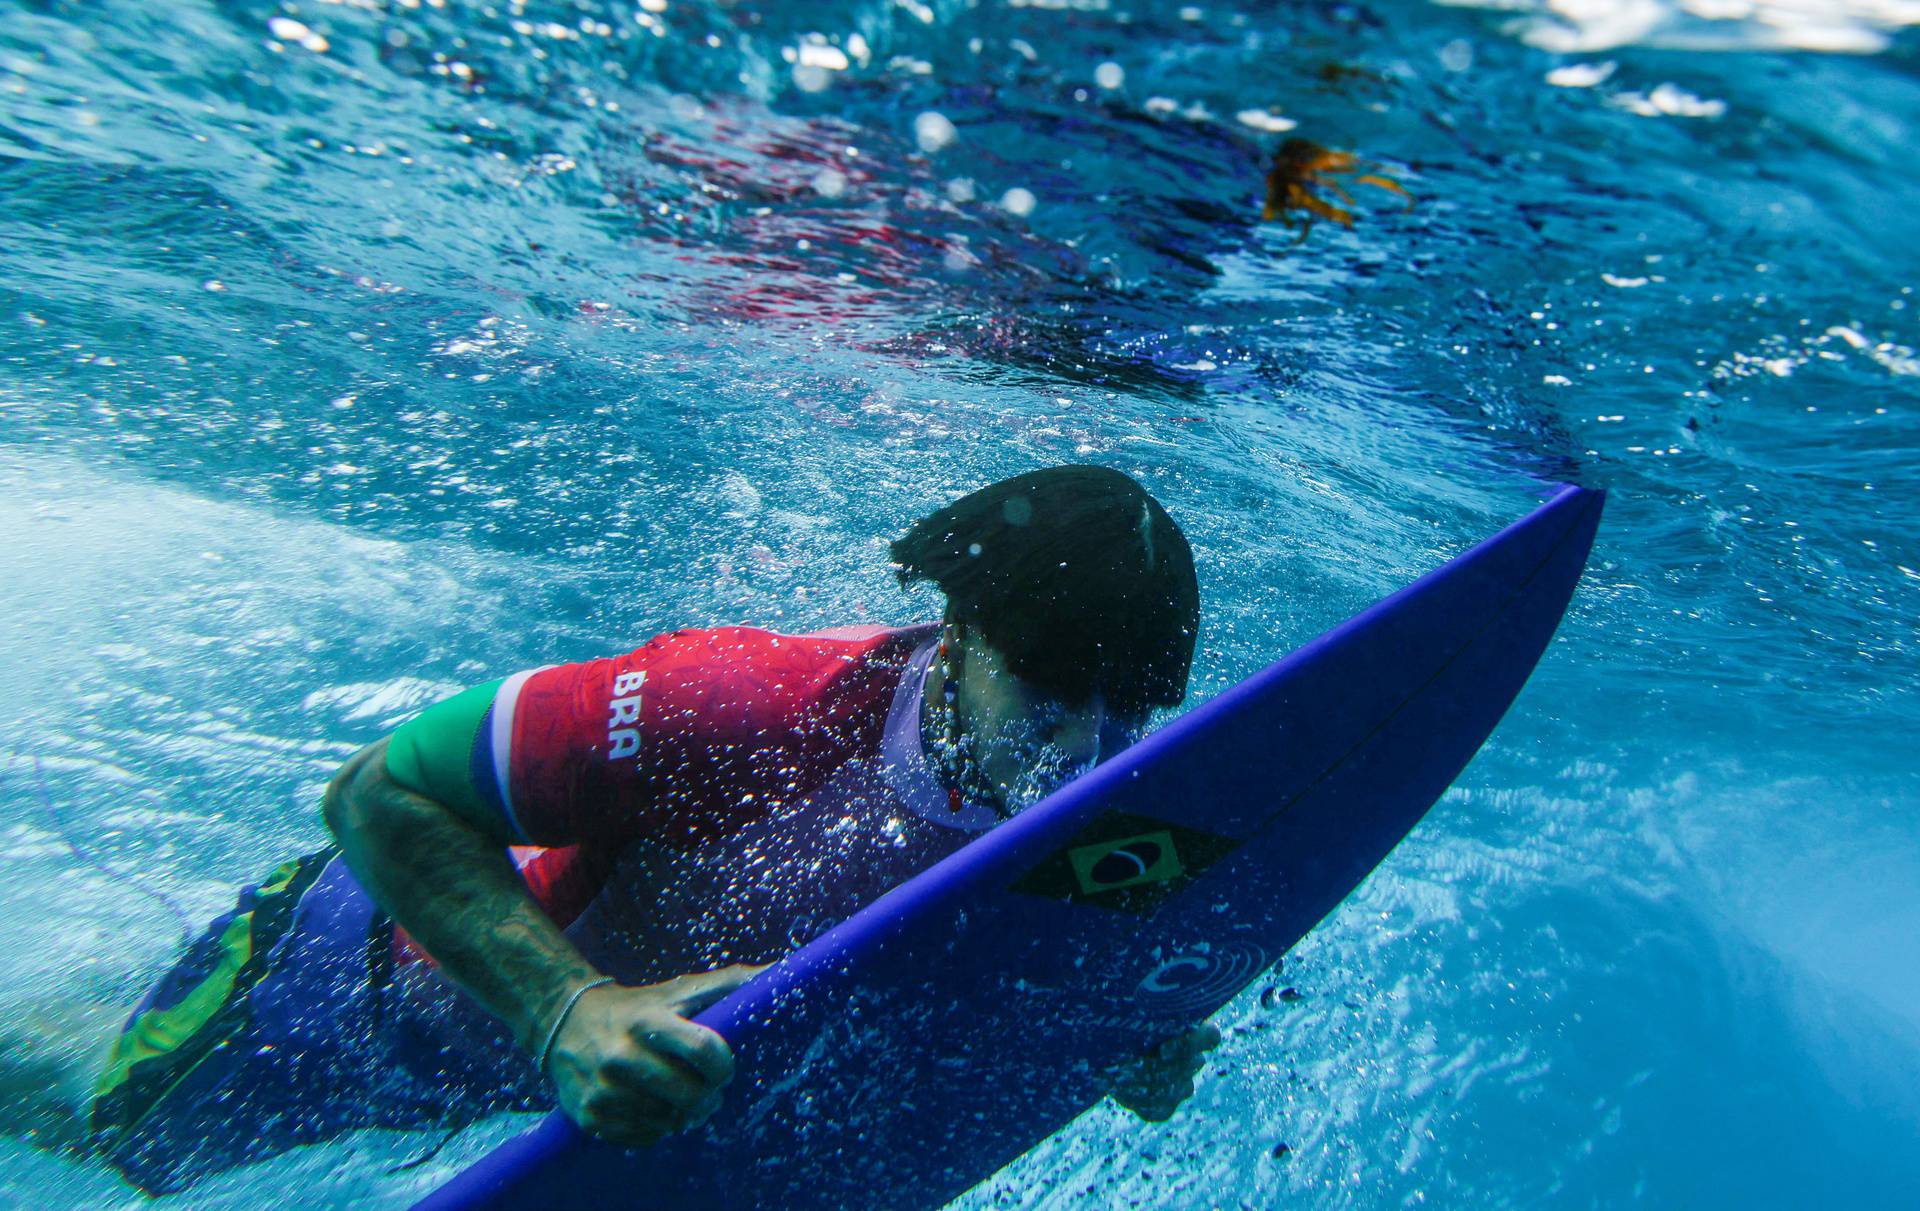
1, 0, 1916, 1206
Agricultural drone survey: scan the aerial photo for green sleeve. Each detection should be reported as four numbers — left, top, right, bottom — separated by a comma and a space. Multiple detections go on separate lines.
385, 678, 504, 825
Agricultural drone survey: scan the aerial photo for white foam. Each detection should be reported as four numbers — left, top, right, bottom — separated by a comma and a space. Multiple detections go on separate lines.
1441, 0, 1920, 53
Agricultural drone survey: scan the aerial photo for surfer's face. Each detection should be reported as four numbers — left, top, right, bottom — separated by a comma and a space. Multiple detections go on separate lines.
946, 630, 1144, 812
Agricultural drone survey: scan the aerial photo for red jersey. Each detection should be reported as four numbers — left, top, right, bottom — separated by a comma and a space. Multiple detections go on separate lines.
391, 623, 958, 950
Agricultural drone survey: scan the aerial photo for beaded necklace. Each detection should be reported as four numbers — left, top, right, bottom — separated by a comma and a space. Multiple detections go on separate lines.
929, 635, 1012, 820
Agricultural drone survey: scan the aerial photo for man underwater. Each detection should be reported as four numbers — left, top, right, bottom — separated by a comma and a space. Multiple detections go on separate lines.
23, 464, 1219, 1191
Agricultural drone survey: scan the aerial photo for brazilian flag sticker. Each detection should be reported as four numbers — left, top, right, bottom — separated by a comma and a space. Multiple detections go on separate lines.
1013, 811, 1241, 913
1069, 831, 1183, 894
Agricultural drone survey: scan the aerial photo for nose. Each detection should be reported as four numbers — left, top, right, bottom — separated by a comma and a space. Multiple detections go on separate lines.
1047, 697, 1107, 766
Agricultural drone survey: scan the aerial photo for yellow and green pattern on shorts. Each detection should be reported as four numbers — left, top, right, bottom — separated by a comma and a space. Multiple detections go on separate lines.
89, 850, 331, 1139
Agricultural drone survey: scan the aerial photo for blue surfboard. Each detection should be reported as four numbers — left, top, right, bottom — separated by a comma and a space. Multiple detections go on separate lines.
419, 484, 1604, 1211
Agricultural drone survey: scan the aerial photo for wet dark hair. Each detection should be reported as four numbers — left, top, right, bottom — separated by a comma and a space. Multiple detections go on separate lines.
891, 465, 1200, 719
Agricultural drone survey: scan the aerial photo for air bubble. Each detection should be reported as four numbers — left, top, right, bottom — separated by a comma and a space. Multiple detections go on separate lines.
914, 111, 958, 154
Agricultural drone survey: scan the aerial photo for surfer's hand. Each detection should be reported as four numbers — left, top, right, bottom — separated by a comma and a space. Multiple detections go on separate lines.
1108, 1024, 1220, 1122
545, 964, 763, 1148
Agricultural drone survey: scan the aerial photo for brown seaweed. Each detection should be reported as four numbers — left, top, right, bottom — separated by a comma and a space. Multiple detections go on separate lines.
1261, 137, 1410, 240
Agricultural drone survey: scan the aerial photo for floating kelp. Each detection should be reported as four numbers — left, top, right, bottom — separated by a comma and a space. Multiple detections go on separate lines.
1261, 137, 1410, 239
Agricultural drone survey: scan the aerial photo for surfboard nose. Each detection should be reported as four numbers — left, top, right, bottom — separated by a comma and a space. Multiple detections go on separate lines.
1540, 482, 1605, 558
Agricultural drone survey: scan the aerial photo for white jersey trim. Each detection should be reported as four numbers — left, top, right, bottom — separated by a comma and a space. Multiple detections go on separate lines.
491, 668, 541, 843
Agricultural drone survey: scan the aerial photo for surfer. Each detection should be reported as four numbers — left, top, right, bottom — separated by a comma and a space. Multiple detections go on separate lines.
12, 465, 1218, 1192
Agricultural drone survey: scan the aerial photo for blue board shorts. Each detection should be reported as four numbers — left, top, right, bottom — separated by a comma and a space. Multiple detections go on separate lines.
90, 849, 547, 1194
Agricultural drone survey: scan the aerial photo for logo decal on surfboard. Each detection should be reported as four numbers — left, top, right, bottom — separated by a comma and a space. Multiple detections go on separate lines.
1134, 941, 1270, 1014
1011, 810, 1240, 913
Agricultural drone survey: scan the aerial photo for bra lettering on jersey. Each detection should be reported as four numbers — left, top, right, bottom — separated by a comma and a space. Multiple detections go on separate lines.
609, 669, 645, 760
